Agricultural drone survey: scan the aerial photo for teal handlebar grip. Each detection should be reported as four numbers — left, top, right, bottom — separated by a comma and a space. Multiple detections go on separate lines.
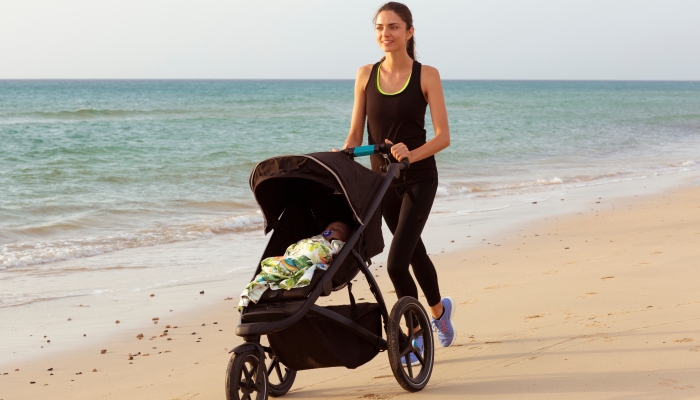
353, 145, 376, 157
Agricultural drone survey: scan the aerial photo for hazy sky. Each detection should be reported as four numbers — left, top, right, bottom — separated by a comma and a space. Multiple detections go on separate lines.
2, 0, 699, 80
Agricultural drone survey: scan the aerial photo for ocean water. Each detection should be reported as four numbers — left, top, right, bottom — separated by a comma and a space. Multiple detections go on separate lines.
1, 80, 699, 312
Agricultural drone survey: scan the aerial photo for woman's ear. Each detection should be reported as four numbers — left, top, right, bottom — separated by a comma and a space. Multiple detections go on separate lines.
407, 26, 414, 41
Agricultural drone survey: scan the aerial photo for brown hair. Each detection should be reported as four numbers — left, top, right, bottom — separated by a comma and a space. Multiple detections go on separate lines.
373, 2, 416, 61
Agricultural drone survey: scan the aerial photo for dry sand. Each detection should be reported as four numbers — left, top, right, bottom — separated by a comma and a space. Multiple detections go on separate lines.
2, 185, 699, 399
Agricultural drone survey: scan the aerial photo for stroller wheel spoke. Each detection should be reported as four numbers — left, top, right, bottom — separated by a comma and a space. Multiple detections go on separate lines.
267, 357, 277, 377
275, 362, 284, 382
405, 355, 414, 378
413, 350, 425, 366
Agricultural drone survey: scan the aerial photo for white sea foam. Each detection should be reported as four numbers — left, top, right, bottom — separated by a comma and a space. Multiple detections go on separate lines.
0, 213, 264, 269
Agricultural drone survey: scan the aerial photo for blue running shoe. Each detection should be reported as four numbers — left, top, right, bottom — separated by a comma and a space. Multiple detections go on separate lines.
431, 297, 456, 347
401, 335, 424, 366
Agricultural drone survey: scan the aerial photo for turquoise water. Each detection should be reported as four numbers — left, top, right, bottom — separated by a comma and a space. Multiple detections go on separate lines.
1, 80, 699, 304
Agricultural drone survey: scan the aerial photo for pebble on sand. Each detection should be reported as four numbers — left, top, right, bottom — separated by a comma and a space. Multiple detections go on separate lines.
191, 332, 196, 335
154, 321, 158, 324
67, 318, 72, 321
150, 294, 155, 297
15, 368, 19, 371
76, 372, 82, 375
142, 353, 149, 356
152, 317, 159, 321
160, 333, 167, 337
167, 338, 172, 341
136, 333, 144, 339
115, 320, 120, 324
225, 297, 233, 300
92, 369, 97, 372
200, 290, 205, 294
213, 322, 218, 324
30, 381, 36, 384
100, 349, 107, 354
47, 368, 53, 371
47, 340, 50, 343
165, 324, 171, 328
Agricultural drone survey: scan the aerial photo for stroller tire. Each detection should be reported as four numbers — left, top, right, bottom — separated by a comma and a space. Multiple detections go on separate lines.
265, 353, 296, 397
387, 296, 434, 392
226, 350, 269, 400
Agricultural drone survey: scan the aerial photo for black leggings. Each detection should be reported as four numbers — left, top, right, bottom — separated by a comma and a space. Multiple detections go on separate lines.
382, 176, 441, 307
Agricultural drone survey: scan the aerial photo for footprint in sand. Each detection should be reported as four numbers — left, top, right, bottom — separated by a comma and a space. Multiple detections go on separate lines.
660, 379, 695, 390
485, 284, 510, 290
673, 338, 694, 343
525, 314, 544, 319
459, 298, 478, 306
543, 270, 558, 274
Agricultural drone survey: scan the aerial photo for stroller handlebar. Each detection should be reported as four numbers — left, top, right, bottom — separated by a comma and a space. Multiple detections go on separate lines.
341, 144, 410, 172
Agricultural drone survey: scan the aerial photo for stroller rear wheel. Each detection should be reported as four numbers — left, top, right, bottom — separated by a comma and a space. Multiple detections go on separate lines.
226, 350, 268, 400
387, 296, 434, 392
265, 353, 296, 397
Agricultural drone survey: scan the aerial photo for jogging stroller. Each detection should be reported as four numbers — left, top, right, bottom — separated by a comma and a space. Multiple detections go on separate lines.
226, 145, 435, 399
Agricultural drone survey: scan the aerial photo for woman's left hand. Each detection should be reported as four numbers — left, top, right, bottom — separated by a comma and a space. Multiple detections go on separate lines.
385, 139, 411, 163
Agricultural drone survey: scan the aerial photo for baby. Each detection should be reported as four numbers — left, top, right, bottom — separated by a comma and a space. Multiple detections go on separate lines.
238, 221, 350, 310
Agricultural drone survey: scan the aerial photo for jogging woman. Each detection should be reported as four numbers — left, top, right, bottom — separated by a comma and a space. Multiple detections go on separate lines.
340, 2, 456, 353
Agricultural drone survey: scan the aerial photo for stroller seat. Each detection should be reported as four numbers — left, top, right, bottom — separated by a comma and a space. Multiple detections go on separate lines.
254, 269, 326, 303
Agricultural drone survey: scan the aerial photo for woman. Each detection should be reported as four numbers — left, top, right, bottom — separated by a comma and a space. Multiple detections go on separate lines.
340, 2, 456, 353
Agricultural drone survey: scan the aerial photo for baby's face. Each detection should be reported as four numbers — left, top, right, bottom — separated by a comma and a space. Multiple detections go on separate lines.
322, 221, 349, 242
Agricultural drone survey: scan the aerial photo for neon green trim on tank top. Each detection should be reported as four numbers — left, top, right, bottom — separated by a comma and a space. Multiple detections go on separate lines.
377, 62, 412, 95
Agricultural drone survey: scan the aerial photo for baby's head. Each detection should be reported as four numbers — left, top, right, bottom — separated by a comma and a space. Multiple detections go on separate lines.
322, 221, 350, 242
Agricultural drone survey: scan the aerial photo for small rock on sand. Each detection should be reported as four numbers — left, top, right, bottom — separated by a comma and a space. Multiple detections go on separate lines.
30, 381, 36, 384
153, 321, 158, 324
200, 290, 205, 294
225, 297, 233, 300
201, 323, 205, 326
136, 333, 144, 339
76, 372, 82, 375
152, 317, 159, 321
167, 338, 172, 341
100, 349, 107, 354
150, 294, 155, 297
92, 369, 97, 372
15, 368, 19, 371
47, 368, 53, 371
115, 320, 120, 324
142, 353, 149, 356
165, 325, 171, 328
47, 340, 50, 343
191, 332, 196, 335
67, 318, 72, 321
213, 322, 218, 324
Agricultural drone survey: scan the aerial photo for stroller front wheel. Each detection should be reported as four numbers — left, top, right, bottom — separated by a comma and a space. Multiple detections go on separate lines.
266, 353, 296, 397
387, 296, 434, 392
226, 350, 269, 400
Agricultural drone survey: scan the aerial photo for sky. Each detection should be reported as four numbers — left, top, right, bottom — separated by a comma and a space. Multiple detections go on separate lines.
1, 0, 699, 80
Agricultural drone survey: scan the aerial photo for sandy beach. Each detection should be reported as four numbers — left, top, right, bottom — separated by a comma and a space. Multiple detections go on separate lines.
2, 177, 700, 399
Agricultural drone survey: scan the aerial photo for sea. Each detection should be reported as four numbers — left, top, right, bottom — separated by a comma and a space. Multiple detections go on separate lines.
1, 80, 699, 363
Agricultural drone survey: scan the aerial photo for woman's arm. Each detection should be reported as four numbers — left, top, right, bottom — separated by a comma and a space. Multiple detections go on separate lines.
388, 65, 451, 163
342, 65, 373, 149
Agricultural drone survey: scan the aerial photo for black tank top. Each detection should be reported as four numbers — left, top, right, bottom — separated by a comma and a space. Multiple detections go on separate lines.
365, 60, 437, 181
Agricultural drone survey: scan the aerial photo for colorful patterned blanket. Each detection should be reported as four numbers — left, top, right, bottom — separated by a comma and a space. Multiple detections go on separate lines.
238, 235, 344, 310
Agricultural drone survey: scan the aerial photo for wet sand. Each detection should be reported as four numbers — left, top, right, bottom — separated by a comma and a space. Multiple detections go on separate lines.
2, 183, 699, 399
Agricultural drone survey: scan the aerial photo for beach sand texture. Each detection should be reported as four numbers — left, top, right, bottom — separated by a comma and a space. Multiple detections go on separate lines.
1, 185, 699, 399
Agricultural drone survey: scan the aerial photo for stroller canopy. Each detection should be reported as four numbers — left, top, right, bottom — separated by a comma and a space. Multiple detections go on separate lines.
249, 151, 385, 262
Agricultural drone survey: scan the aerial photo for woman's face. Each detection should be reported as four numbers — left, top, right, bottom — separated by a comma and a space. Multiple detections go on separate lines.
375, 10, 413, 54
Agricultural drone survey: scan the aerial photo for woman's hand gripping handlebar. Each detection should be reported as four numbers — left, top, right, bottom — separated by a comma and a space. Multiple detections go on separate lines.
339, 142, 410, 173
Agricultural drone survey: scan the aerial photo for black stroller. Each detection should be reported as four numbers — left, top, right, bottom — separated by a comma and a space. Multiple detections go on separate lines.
227, 145, 434, 399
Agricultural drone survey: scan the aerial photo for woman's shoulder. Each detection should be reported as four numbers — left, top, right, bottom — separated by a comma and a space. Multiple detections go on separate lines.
419, 64, 441, 80
356, 64, 374, 79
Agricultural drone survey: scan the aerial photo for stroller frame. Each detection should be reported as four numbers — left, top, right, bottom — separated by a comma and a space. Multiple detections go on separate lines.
228, 145, 434, 399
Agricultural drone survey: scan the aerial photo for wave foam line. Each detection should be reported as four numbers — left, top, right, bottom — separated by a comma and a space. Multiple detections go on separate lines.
0, 213, 263, 269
